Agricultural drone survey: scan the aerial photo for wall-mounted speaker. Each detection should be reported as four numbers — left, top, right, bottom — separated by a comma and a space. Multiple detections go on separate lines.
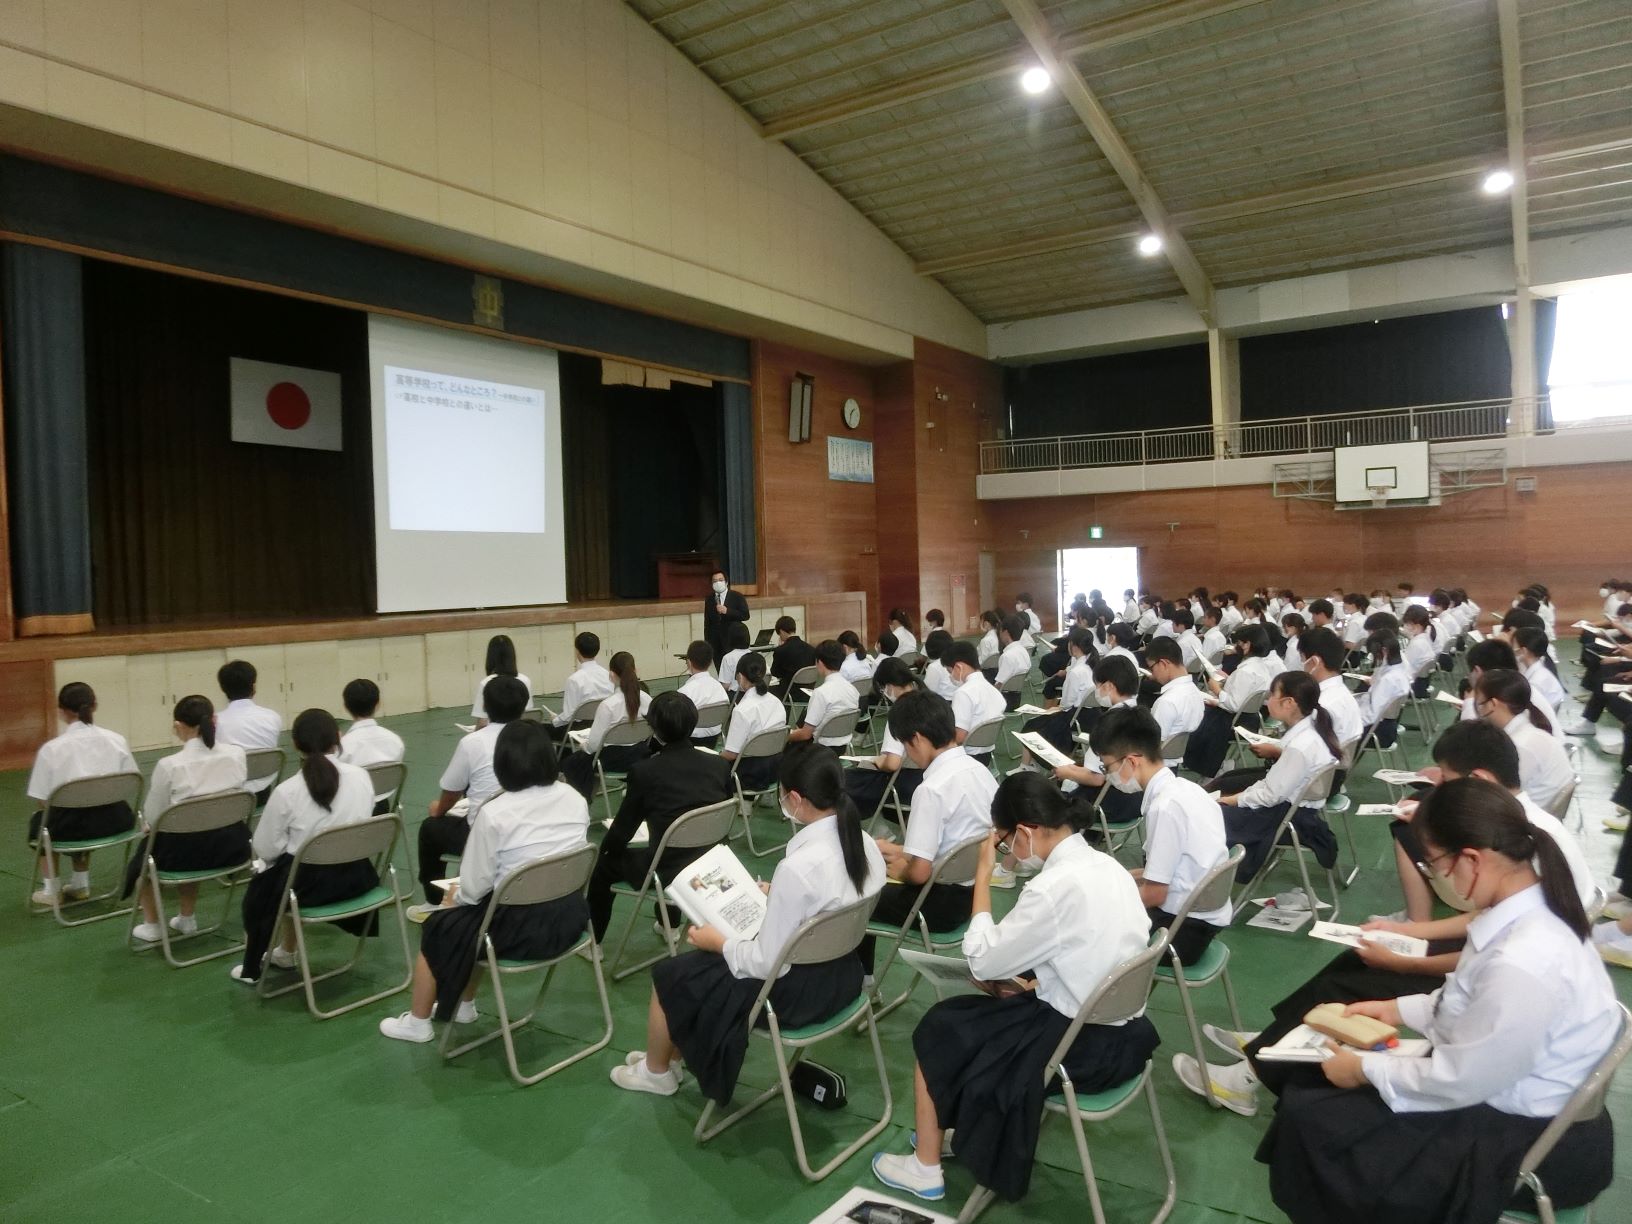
788, 372, 814, 443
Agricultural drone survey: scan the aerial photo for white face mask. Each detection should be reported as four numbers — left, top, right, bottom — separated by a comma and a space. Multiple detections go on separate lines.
1096, 685, 1116, 705
1106, 759, 1141, 794
712, 580, 727, 594
1014, 603, 1024, 613
779, 793, 800, 825
1600, 587, 1611, 598
1012, 826, 1045, 872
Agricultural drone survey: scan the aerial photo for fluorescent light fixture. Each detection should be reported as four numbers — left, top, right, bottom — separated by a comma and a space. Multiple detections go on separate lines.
1019, 66, 1051, 94
1137, 233, 1163, 256
1483, 169, 1514, 194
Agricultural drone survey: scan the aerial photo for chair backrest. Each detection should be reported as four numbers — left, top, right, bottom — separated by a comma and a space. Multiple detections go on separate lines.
737, 724, 791, 763
493, 843, 597, 907
520, 707, 546, 723
813, 708, 861, 743
1159, 730, 1190, 760
850, 678, 873, 701
1586, 885, 1607, 923
46, 771, 144, 812
1338, 734, 1362, 769
999, 672, 1026, 694
1297, 759, 1339, 806
242, 747, 285, 781
294, 814, 398, 867
1542, 779, 1576, 821
899, 651, 926, 670
790, 665, 820, 687
569, 697, 603, 724
784, 893, 878, 966
1043, 932, 1168, 1079
600, 718, 652, 751
1168, 845, 1244, 933
1513, 1003, 1632, 1190
961, 717, 1004, 756
1379, 692, 1410, 722
693, 701, 730, 737
930, 831, 989, 888
653, 797, 739, 854
363, 761, 408, 802
150, 788, 257, 836
1233, 690, 1268, 718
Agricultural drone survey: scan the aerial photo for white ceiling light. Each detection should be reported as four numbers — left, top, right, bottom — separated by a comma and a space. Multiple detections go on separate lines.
1483, 169, 1515, 195
1019, 66, 1051, 94
1137, 233, 1163, 256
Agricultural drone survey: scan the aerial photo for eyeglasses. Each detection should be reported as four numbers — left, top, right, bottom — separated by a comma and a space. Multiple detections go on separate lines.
1414, 849, 1457, 880
995, 826, 1033, 858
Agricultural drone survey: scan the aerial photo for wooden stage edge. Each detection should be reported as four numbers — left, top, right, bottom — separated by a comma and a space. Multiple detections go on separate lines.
0, 592, 869, 665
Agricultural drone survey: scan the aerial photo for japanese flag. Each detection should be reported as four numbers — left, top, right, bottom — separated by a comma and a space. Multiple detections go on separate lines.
229, 358, 343, 451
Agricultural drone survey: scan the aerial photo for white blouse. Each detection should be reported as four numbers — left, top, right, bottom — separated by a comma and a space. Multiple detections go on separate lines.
470, 673, 536, 719
1356, 661, 1413, 725
454, 782, 589, 904
1236, 717, 1336, 811
581, 689, 653, 754
145, 738, 247, 818
723, 689, 787, 756
252, 759, 374, 861
27, 721, 139, 804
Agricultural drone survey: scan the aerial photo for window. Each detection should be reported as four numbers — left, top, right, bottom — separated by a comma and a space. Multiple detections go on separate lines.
1546, 280, 1632, 423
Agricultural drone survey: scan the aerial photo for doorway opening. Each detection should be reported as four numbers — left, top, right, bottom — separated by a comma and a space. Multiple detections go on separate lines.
1057, 547, 1140, 621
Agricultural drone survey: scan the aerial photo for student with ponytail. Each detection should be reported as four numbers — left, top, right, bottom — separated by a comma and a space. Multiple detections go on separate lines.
611, 744, 884, 1104
719, 652, 787, 791
1257, 777, 1619, 1224
125, 696, 250, 943
1473, 669, 1574, 811
870, 771, 1158, 1204
26, 683, 139, 910
1354, 629, 1411, 749
560, 651, 652, 798
1400, 604, 1438, 696
232, 709, 378, 984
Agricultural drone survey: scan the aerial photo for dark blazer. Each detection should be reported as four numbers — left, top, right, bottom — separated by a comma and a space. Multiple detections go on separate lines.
601, 740, 735, 877
770, 635, 818, 694
703, 589, 751, 663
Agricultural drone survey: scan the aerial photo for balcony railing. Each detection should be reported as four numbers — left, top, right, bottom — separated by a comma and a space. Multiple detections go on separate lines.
980, 397, 1547, 474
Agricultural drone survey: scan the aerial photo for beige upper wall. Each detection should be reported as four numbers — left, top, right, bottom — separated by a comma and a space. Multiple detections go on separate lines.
0, 0, 986, 361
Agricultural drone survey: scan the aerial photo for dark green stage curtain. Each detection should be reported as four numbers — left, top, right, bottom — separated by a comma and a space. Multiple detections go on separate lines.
719, 381, 757, 584
81, 260, 373, 626
1, 243, 95, 634
560, 352, 612, 601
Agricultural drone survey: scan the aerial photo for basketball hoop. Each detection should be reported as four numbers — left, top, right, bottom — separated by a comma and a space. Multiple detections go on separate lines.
1367, 484, 1390, 507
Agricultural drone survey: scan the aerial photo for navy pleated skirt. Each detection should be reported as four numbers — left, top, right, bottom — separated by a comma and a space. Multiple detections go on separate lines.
419, 891, 590, 1022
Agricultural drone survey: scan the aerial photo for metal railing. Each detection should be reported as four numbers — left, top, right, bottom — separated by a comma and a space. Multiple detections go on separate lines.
980, 397, 1542, 474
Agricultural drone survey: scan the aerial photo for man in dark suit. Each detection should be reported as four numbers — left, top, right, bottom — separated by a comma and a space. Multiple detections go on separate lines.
586, 690, 735, 941
703, 569, 750, 667
769, 615, 818, 701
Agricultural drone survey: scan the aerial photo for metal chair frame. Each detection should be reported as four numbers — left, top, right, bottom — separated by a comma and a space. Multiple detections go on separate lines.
241, 748, 287, 826
784, 665, 820, 719
591, 718, 653, 821
28, 771, 146, 927
438, 844, 614, 1086
731, 725, 793, 857
363, 761, 414, 899
863, 832, 988, 1023
126, 789, 256, 966
693, 701, 731, 744
1229, 761, 1342, 921
961, 716, 1004, 778
605, 798, 738, 981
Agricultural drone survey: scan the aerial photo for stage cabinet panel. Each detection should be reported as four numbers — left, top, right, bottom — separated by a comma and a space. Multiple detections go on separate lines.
337, 639, 383, 693
424, 632, 471, 710
380, 636, 427, 714
537, 625, 577, 694
54, 655, 132, 749
284, 641, 341, 719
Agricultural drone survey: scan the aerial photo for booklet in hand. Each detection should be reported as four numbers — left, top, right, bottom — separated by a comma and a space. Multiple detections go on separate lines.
899, 950, 1029, 1000
1309, 920, 1428, 958
664, 844, 768, 940
1256, 1022, 1431, 1064
1234, 726, 1278, 747
1014, 731, 1072, 769
1434, 689, 1464, 707
1374, 768, 1430, 786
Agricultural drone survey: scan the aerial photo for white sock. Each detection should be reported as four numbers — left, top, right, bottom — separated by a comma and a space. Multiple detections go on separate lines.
39, 877, 59, 896
70, 870, 89, 888
909, 1153, 942, 1177
641, 1056, 670, 1078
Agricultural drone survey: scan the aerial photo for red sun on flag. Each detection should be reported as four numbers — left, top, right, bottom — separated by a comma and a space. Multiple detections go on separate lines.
265, 382, 312, 431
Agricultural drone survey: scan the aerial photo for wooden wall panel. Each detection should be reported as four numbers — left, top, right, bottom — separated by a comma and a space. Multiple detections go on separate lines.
980, 461, 1632, 629
753, 340, 879, 630
0, 660, 55, 770
872, 360, 919, 630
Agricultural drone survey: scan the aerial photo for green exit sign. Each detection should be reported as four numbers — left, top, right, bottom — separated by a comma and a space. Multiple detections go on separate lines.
1089, 525, 1104, 540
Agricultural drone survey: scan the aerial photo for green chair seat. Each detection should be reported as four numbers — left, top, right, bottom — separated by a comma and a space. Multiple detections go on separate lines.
1045, 1071, 1142, 1114
778, 994, 867, 1041
927, 923, 970, 946
48, 832, 140, 854
1153, 939, 1230, 983
298, 886, 395, 920
157, 863, 251, 883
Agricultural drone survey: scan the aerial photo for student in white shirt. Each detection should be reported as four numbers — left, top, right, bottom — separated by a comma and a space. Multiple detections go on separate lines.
976, 610, 1003, 679
1146, 638, 1205, 763
720, 652, 789, 792
469, 633, 535, 727
677, 640, 730, 745
923, 608, 947, 636
873, 628, 900, 668
1428, 589, 1461, 670
27, 682, 139, 909
1355, 630, 1412, 749
1121, 589, 1139, 622
944, 641, 1007, 761
379, 721, 592, 1042
1091, 706, 1230, 963
887, 608, 918, 657
993, 614, 1033, 703
921, 629, 959, 701
1474, 670, 1575, 812
1401, 605, 1439, 695
837, 630, 877, 683
1135, 597, 1160, 637
1022, 628, 1097, 755
1199, 605, 1229, 665
417, 677, 528, 908
869, 771, 1157, 1205
232, 709, 377, 984
1301, 626, 1365, 767
1459, 638, 1566, 744
1015, 592, 1043, 636
1256, 780, 1616, 1224
1339, 593, 1369, 661
789, 640, 860, 749
125, 695, 250, 943
1280, 611, 1306, 673
215, 660, 283, 801
560, 652, 653, 797
1182, 625, 1280, 777
613, 745, 885, 1101
1512, 626, 1569, 716
716, 622, 751, 700
1218, 592, 1244, 633
1170, 607, 1202, 671
843, 658, 925, 817
338, 679, 406, 770
1046, 658, 1142, 842
550, 632, 617, 739
863, 691, 998, 974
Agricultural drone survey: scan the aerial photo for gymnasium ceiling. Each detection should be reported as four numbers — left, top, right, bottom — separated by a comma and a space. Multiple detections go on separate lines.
627, 0, 1632, 323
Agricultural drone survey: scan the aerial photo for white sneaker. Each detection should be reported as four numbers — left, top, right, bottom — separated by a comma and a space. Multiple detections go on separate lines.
268, 947, 298, 970
453, 1000, 479, 1024
870, 1152, 946, 1202
610, 1058, 680, 1096
130, 922, 163, 943
624, 1050, 684, 1085
169, 914, 198, 935
29, 888, 58, 908
60, 882, 90, 902
1565, 719, 1599, 737
228, 964, 256, 985
379, 1011, 435, 1043
989, 864, 1018, 890
1604, 811, 1630, 833
1172, 1053, 1259, 1117
406, 904, 437, 924
1202, 1024, 1260, 1059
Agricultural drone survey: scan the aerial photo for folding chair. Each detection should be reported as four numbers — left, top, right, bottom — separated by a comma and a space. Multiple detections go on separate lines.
1152, 846, 1246, 1111
1222, 691, 1270, 771
784, 665, 819, 718
553, 697, 605, 760
961, 716, 1004, 778
860, 687, 894, 752
899, 651, 926, 671
1499, 1003, 1631, 1224
1326, 734, 1365, 888
864, 832, 987, 1023
1350, 697, 1410, 775
257, 815, 414, 1019
693, 894, 891, 1182
1159, 731, 1190, 769
520, 707, 547, 724
242, 747, 287, 807
732, 725, 792, 857
957, 932, 1176, 1224
1230, 761, 1342, 921
809, 708, 862, 755
1092, 779, 1144, 861
126, 789, 256, 967
606, 797, 738, 981
364, 761, 414, 899
591, 718, 652, 821
28, 771, 146, 927
438, 844, 614, 1086
1541, 778, 1577, 823
694, 701, 730, 744
1404, 675, 1443, 740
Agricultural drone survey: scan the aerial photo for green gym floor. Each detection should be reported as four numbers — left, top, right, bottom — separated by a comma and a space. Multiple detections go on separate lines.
3, 668, 1630, 1224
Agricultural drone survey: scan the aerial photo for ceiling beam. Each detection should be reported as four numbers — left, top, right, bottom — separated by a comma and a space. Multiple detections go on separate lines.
997, 0, 1216, 323
1496, 0, 1532, 290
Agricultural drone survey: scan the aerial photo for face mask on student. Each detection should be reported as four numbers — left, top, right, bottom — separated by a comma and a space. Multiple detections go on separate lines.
712, 580, 727, 594
1014, 603, 1024, 612
1012, 826, 1045, 872
1600, 587, 1610, 598
779, 793, 800, 825
1106, 759, 1142, 794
